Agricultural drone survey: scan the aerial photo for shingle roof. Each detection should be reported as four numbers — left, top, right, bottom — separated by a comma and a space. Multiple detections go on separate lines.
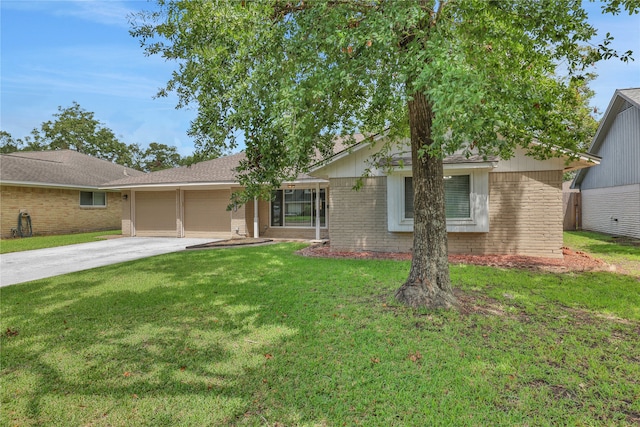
0, 150, 144, 188
104, 152, 247, 187
103, 147, 336, 189
618, 88, 640, 106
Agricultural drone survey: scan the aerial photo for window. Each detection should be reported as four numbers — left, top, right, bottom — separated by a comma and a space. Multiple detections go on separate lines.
388, 169, 489, 232
80, 191, 106, 207
403, 175, 471, 220
270, 188, 326, 228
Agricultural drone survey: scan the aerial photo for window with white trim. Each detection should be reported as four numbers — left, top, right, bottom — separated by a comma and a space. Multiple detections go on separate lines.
388, 169, 489, 232
80, 191, 106, 207
270, 188, 326, 228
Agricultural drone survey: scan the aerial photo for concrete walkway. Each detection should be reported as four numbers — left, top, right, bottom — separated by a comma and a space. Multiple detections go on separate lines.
0, 237, 215, 287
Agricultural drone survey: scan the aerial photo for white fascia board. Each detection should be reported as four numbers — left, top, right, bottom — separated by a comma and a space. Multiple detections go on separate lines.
1, 180, 112, 191
102, 179, 329, 191
388, 162, 498, 174
284, 178, 330, 186
528, 140, 602, 164
100, 181, 238, 190
446, 162, 498, 170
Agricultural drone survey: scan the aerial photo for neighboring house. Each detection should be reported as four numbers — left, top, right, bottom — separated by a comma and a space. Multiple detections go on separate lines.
0, 150, 144, 238
105, 138, 597, 259
572, 88, 640, 239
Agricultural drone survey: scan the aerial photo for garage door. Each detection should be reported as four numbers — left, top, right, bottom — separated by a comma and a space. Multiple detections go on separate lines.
135, 191, 177, 237
184, 190, 231, 238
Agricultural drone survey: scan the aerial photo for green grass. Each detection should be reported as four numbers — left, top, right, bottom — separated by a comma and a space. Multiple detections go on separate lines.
565, 231, 640, 277
0, 230, 121, 254
2, 242, 639, 426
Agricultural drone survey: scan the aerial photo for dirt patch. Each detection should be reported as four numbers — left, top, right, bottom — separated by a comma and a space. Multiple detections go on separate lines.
299, 243, 612, 273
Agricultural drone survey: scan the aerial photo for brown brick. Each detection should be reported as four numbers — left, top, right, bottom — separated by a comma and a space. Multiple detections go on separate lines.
1, 185, 122, 238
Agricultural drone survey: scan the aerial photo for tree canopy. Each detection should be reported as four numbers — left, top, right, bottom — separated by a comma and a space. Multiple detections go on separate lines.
1, 102, 188, 172
131, 0, 636, 308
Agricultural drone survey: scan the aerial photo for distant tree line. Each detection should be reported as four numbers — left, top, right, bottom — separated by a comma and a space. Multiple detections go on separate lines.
0, 102, 210, 172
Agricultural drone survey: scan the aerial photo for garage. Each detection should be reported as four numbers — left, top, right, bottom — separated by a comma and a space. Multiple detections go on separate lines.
134, 191, 177, 237
183, 189, 231, 238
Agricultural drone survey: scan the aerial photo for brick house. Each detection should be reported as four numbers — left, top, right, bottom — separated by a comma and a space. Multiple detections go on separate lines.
104, 138, 597, 258
0, 150, 144, 238
103, 152, 329, 241
311, 140, 598, 258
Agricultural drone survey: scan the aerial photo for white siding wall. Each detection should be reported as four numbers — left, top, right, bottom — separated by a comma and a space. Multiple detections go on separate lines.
493, 146, 567, 172
582, 184, 640, 239
319, 144, 566, 179
582, 105, 640, 190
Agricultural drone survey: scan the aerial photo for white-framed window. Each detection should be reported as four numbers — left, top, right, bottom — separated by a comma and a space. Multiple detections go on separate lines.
270, 188, 327, 228
404, 174, 472, 220
387, 168, 490, 232
80, 191, 107, 207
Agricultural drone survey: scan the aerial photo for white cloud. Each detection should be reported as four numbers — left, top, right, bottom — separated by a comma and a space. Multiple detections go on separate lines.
1, 0, 142, 28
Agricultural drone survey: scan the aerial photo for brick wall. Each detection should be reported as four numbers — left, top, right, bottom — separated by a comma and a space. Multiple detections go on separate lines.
329, 177, 412, 252
1, 185, 122, 238
328, 171, 564, 258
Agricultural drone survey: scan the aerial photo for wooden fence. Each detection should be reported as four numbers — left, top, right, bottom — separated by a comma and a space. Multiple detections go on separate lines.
563, 192, 581, 231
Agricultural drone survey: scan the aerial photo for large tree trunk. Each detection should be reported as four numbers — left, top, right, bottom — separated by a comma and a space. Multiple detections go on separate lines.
395, 92, 458, 309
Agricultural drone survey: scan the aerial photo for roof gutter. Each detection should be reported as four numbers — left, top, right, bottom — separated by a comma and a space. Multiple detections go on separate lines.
101, 178, 329, 191
1, 180, 118, 191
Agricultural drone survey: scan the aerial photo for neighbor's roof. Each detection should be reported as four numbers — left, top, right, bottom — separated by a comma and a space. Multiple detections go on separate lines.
572, 87, 639, 188
588, 88, 640, 156
0, 150, 144, 189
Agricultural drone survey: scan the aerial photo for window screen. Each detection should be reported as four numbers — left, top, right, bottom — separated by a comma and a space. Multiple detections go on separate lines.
404, 175, 470, 219
444, 175, 470, 218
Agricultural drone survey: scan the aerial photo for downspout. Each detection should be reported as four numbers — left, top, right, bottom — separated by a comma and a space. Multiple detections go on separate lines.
315, 182, 320, 240
254, 196, 259, 238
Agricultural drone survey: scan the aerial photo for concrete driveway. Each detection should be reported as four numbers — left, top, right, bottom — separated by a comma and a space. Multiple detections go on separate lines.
0, 237, 216, 287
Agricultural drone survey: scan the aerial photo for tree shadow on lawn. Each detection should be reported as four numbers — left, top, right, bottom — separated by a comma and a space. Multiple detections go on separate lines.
1, 248, 312, 425
2, 244, 394, 425
2, 244, 640, 425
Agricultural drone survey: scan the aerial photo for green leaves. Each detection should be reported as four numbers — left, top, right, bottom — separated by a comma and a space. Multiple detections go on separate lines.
131, 0, 628, 194
2, 102, 191, 172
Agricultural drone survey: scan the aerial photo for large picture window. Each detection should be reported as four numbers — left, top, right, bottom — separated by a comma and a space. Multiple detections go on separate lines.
270, 188, 326, 228
80, 191, 106, 207
404, 175, 471, 220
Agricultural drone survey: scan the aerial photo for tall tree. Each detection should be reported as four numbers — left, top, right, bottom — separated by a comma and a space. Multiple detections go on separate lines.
0, 131, 22, 153
9, 102, 186, 171
140, 142, 183, 171
131, 0, 635, 308
36, 102, 135, 167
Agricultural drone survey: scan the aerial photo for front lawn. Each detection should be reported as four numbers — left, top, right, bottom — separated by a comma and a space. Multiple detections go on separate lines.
565, 231, 640, 277
1, 243, 639, 426
0, 230, 121, 254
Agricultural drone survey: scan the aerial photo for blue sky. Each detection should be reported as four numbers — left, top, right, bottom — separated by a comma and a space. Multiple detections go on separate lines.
1, 1, 639, 157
